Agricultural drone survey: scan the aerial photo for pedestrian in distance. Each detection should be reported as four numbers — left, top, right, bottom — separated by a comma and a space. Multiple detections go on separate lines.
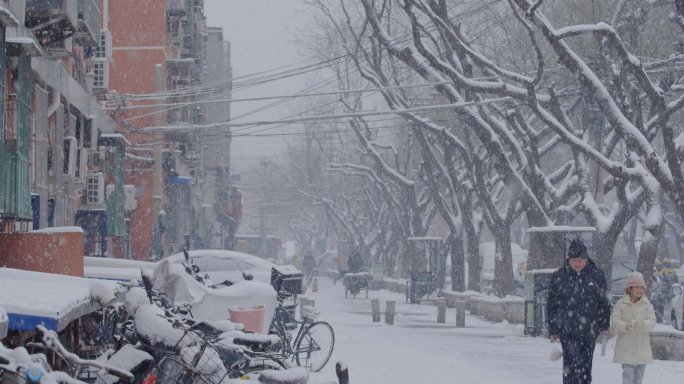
303, 253, 316, 280
611, 271, 656, 384
547, 238, 612, 384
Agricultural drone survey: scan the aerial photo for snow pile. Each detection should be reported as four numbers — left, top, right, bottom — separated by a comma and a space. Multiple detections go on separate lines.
470, 295, 524, 303
180, 345, 227, 378
134, 304, 184, 348
651, 323, 684, 336
89, 280, 118, 307
211, 319, 239, 332
257, 367, 309, 384
123, 287, 150, 316
152, 260, 277, 333
218, 331, 279, 346
96, 345, 153, 384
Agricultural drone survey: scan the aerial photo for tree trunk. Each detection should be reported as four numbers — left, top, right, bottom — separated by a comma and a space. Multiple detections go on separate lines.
596, 229, 621, 292
450, 233, 465, 291
527, 231, 565, 270
493, 229, 515, 297
637, 200, 664, 293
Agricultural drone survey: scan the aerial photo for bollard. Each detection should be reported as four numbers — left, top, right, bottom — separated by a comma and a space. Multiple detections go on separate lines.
385, 300, 395, 325
456, 301, 466, 328
437, 299, 446, 324
371, 299, 381, 322
313, 278, 319, 293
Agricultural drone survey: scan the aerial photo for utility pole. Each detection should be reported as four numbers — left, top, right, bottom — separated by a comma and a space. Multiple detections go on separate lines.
153, 64, 164, 219
259, 158, 268, 259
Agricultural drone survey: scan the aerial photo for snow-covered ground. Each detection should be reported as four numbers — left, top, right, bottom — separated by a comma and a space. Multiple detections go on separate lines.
301, 277, 684, 384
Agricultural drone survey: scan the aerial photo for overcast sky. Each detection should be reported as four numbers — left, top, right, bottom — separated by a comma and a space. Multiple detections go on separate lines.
204, 0, 311, 175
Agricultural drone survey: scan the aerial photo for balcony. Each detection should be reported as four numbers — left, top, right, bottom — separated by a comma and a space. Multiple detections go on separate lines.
72, 0, 99, 47
167, 0, 185, 17
0, 0, 24, 26
25, 0, 78, 47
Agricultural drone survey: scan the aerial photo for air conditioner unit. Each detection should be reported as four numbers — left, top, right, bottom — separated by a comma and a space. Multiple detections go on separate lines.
63, 136, 77, 178
124, 185, 137, 211
76, 147, 88, 185
47, 37, 73, 58
96, 29, 113, 62
85, 172, 105, 205
93, 58, 109, 90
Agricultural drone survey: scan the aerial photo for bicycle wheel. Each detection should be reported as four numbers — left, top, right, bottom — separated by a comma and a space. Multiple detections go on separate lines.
294, 322, 334, 372
269, 323, 290, 357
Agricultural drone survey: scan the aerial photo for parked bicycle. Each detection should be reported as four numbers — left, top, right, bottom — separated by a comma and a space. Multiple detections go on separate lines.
0, 325, 135, 384
268, 293, 335, 372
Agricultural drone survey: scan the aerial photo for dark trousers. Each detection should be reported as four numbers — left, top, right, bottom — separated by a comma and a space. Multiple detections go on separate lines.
560, 336, 596, 384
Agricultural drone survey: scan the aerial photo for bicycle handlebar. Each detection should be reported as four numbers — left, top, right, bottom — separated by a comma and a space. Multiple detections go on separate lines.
34, 326, 135, 383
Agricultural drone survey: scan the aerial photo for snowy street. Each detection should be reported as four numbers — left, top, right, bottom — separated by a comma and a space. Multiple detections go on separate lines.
303, 277, 684, 384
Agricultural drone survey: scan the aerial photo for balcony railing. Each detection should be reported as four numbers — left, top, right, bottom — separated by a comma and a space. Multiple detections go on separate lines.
26, 0, 78, 47
73, 0, 100, 47
167, 0, 185, 16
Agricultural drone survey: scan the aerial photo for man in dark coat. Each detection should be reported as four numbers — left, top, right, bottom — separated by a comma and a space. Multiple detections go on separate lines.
547, 238, 611, 384
302, 253, 316, 278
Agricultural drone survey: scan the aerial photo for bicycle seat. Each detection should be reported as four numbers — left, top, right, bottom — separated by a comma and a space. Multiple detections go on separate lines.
258, 367, 309, 384
232, 333, 276, 351
190, 321, 224, 336
213, 343, 246, 363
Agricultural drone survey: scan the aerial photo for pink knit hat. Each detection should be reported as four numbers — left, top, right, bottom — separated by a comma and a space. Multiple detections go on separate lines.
624, 271, 646, 294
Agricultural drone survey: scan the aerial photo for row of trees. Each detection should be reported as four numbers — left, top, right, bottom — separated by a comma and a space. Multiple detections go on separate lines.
260, 0, 684, 297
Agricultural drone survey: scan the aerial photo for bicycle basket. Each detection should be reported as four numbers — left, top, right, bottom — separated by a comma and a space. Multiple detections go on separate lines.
154, 342, 229, 384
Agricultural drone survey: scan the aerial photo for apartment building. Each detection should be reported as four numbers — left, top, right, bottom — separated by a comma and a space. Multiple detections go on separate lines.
0, 0, 236, 273
102, 0, 235, 260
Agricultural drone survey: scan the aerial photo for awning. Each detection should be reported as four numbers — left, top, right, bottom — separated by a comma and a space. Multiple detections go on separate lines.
0, 268, 120, 333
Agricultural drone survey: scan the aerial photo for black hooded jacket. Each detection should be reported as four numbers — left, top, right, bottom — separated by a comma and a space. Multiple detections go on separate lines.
547, 258, 611, 339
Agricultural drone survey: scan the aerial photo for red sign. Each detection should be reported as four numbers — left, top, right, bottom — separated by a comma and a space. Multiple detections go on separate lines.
142, 372, 157, 384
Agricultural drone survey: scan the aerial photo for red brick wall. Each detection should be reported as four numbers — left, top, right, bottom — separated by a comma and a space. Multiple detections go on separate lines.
0, 229, 84, 276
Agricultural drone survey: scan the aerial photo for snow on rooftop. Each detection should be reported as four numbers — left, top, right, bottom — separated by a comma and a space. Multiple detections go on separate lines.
84, 256, 157, 270
83, 266, 145, 285
30, 226, 83, 234
0, 268, 119, 332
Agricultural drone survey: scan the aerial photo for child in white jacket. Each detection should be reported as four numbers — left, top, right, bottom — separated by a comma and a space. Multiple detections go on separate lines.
611, 271, 657, 384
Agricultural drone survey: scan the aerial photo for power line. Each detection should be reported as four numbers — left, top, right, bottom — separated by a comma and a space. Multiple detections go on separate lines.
135, 97, 512, 133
